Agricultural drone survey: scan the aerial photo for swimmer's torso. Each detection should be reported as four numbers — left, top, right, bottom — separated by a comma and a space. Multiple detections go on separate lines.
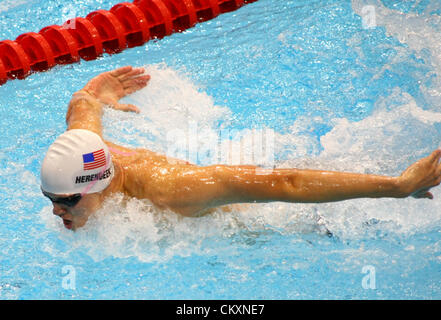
105, 141, 211, 215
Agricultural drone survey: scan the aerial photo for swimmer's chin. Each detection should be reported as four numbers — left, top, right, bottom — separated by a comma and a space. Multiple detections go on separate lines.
63, 217, 89, 231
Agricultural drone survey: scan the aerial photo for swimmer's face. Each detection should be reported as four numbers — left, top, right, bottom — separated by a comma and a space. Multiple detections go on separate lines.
43, 191, 102, 230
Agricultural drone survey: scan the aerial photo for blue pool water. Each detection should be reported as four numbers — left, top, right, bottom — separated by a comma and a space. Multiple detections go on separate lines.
1, 0, 441, 299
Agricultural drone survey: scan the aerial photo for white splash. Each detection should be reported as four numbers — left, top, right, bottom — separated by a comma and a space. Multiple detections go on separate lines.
352, 0, 441, 109
0, 0, 29, 13
102, 63, 232, 154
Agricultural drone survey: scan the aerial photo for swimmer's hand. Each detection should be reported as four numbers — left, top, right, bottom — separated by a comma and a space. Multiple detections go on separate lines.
397, 149, 441, 199
80, 66, 150, 113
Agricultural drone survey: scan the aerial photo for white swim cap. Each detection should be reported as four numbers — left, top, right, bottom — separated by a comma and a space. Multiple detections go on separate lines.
41, 129, 114, 195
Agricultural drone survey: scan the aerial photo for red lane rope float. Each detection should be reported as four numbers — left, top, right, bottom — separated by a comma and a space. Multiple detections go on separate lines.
133, 0, 173, 38
16, 32, 55, 72
219, 0, 244, 13
111, 2, 150, 48
0, 59, 7, 85
39, 25, 80, 64
63, 17, 103, 61
0, 0, 257, 86
193, 0, 220, 22
86, 10, 126, 54
0, 40, 30, 80
160, 0, 197, 32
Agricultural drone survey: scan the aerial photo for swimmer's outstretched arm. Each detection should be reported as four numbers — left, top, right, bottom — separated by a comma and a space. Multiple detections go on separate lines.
162, 150, 441, 216
223, 150, 441, 202
66, 66, 150, 136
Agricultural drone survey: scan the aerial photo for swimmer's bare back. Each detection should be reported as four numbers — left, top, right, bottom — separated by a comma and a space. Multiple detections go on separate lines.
66, 66, 441, 217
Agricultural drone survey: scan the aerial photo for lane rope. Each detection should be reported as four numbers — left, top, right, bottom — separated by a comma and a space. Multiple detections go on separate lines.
0, 0, 257, 86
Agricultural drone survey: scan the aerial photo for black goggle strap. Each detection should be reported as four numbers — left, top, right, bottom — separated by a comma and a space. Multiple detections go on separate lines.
41, 188, 82, 207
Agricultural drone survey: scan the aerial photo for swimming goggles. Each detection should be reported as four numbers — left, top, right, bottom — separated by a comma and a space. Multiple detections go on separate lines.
41, 188, 82, 207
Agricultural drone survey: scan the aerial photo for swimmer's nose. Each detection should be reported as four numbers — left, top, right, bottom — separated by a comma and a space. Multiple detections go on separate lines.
52, 204, 67, 216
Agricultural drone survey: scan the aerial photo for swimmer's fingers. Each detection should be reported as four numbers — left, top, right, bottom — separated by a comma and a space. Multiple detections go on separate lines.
118, 67, 146, 81
412, 188, 434, 200
411, 171, 441, 199
122, 76, 151, 95
110, 66, 133, 78
122, 74, 151, 87
429, 149, 441, 164
109, 66, 146, 82
429, 149, 441, 185
111, 103, 140, 113
418, 191, 433, 199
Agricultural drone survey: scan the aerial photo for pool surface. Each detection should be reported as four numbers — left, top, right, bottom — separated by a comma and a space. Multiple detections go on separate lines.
1, 0, 441, 299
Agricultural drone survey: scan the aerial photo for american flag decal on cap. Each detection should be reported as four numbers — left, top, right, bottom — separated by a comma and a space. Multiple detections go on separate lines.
82, 149, 106, 170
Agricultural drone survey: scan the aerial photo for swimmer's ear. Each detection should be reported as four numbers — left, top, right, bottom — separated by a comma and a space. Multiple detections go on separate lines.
110, 103, 140, 113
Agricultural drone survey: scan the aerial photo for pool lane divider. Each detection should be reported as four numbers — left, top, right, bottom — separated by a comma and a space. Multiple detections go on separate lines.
0, 0, 257, 86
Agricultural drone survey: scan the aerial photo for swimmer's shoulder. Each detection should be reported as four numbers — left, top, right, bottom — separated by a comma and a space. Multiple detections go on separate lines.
103, 140, 179, 167
105, 141, 152, 158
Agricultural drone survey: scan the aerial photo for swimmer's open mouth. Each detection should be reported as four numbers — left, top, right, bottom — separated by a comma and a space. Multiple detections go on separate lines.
63, 219, 73, 230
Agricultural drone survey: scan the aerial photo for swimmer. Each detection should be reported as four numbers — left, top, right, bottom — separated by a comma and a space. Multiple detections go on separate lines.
40, 66, 441, 230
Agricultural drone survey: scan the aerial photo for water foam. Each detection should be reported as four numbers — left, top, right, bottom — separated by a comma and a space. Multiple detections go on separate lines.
0, 0, 29, 13
102, 64, 232, 154
352, 0, 441, 109
39, 195, 331, 263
